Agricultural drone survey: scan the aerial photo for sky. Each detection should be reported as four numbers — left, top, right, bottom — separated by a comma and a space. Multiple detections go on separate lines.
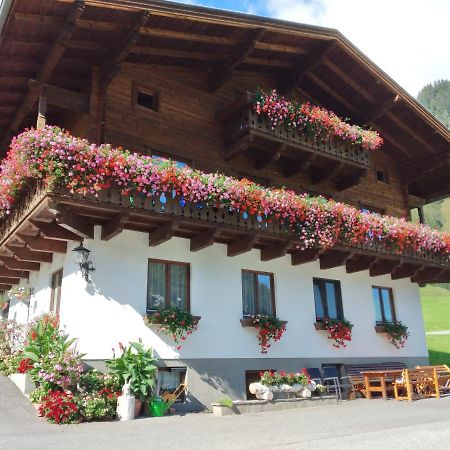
173, 0, 450, 97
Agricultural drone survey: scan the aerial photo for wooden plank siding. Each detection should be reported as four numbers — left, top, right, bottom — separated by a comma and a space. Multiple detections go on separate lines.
96, 65, 407, 218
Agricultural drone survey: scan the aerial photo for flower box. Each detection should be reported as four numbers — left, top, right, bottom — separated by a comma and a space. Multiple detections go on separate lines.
146, 313, 201, 326
240, 318, 287, 328
374, 325, 387, 333
314, 322, 327, 331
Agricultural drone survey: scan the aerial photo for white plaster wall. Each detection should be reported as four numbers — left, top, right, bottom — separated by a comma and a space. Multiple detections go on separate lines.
16, 227, 429, 361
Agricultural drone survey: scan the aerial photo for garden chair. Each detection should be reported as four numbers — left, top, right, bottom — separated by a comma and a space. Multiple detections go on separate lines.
416, 365, 450, 394
161, 383, 188, 411
394, 368, 439, 401
322, 366, 342, 401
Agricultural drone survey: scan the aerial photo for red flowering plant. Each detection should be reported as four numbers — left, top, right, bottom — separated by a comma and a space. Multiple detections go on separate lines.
323, 318, 353, 348
382, 321, 409, 349
144, 306, 198, 346
253, 89, 383, 151
251, 314, 286, 354
38, 390, 80, 424
17, 357, 33, 374
1, 126, 450, 263
260, 369, 309, 386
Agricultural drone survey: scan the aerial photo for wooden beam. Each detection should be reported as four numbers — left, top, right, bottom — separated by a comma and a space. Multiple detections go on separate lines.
0, 277, 20, 285
400, 151, 450, 184
0, 257, 40, 271
17, 234, 67, 253
291, 248, 320, 266
102, 10, 150, 88
346, 256, 378, 274
369, 259, 402, 277
36, 85, 47, 129
223, 134, 254, 161
227, 235, 256, 257
190, 228, 220, 252
101, 213, 129, 241
30, 220, 81, 241
311, 162, 344, 185
336, 170, 366, 191
1, 1, 85, 143
411, 268, 446, 283
0, 284, 12, 291
6, 246, 53, 263
254, 143, 287, 170
209, 28, 266, 92
261, 241, 291, 262
319, 250, 353, 270
360, 95, 399, 123
283, 40, 337, 93
391, 264, 424, 280
0, 268, 29, 279
283, 154, 317, 178
149, 221, 177, 247
55, 209, 94, 240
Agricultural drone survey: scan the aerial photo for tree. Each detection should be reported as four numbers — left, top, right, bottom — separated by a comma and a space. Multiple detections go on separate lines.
417, 79, 450, 128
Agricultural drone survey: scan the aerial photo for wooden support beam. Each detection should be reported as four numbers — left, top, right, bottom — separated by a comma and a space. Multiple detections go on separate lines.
291, 248, 320, 266
261, 241, 291, 262
55, 210, 94, 240
283, 40, 337, 93
336, 170, 366, 191
346, 256, 378, 274
0, 284, 12, 290
254, 143, 287, 170
283, 154, 317, 178
101, 213, 129, 241
102, 11, 150, 88
1, 1, 85, 143
0, 277, 20, 285
30, 220, 81, 241
369, 259, 402, 277
360, 95, 399, 123
190, 228, 220, 252
311, 162, 343, 185
391, 264, 424, 280
400, 151, 450, 184
6, 246, 53, 263
209, 28, 266, 92
149, 221, 177, 247
17, 234, 67, 253
319, 250, 353, 270
223, 134, 254, 161
0, 257, 40, 271
411, 268, 446, 283
36, 86, 47, 129
0, 268, 29, 279
227, 235, 256, 257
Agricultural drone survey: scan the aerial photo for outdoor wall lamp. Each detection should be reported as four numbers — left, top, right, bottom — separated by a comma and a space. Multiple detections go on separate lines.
72, 242, 95, 283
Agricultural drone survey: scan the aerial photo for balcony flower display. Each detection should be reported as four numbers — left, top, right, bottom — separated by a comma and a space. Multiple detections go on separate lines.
382, 321, 409, 349
323, 318, 353, 348
7, 286, 32, 301
0, 126, 449, 264
253, 88, 383, 151
250, 314, 286, 354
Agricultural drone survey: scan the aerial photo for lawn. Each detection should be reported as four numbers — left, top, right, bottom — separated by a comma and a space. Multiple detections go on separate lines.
420, 285, 450, 366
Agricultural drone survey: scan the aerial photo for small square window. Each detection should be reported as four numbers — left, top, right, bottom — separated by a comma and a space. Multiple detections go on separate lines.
158, 368, 186, 403
133, 83, 159, 112
376, 169, 388, 183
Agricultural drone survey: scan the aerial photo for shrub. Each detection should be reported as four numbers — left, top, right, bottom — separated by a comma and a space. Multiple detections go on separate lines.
216, 398, 233, 408
38, 391, 80, 424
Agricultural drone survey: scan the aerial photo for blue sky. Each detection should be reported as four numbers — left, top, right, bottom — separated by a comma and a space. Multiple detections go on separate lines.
172, 0, 450, 96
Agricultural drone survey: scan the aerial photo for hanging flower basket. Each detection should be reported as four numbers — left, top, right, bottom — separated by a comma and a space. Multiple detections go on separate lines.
144, 307, 200, 346
376, 321, 409, 349
318, 317, 353, 348
7, 287, 33, 301
241, 314, 287, 354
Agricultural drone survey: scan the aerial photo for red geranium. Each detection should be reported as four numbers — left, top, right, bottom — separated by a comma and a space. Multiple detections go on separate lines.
18, 358, 33, 374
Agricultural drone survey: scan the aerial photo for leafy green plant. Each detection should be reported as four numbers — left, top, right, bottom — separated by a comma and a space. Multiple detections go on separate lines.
250, 314, 286, 354
382, 321, 409, 349
260, 370, 309, 386
106, 341, 157, 402
29, 385, 51, 404
216, 398, 233, 408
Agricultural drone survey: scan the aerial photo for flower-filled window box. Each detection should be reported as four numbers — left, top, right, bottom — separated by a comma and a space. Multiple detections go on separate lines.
241, 314, 287, 354
315, 317, 353, 349
375, 321, 409, 349
144, 307, 200, 347
313, 321, 327, 331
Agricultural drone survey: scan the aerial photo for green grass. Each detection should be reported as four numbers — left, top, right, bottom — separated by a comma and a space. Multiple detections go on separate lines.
420, 285, 450, 366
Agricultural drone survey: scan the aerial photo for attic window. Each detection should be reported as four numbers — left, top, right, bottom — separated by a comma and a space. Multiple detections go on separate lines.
376, 169, 389, 183
133, 83, 159, 112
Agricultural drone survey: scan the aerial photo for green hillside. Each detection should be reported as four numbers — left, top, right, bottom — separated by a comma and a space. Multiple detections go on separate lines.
419, 285, 450, 365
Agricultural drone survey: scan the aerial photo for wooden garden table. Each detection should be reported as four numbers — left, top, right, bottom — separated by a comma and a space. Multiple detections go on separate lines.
360, 370, 404, 399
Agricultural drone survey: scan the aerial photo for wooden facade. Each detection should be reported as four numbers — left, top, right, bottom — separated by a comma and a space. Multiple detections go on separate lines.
0, 0, 450, 286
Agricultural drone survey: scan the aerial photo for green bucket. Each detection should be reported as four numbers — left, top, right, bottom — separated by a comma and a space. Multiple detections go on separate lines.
149, 398, 167, 417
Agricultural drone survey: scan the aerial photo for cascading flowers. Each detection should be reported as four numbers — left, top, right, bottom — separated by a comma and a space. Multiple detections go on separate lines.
251, 314, 286, 354
382, 321, 409, 349
323, 317, 353, 348
253, 88, 383, 151
0, 126, 449, 263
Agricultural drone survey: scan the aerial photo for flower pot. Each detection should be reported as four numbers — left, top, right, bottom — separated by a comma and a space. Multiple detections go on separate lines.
134, 399, 142, 417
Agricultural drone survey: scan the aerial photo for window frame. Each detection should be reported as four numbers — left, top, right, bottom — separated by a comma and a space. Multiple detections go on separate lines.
241, 269, 276, 317
132, 82, 160, 113
313, 277, 344, 321
158, 367, 187, 403
375, 168, 389, 184
147, 259, 190, 312
372, 286, 396, 325
50, 268, 63, 316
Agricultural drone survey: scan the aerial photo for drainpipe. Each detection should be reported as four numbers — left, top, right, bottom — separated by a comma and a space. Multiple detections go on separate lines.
0, 0, 14, 37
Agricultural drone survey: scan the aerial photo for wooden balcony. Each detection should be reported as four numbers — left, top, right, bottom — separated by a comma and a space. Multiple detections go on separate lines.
217, 92, 369, 191
0, 182, 449, 287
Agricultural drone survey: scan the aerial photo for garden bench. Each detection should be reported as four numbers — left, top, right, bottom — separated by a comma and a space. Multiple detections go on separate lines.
343, 362, 406, 399
394, 368, 440, 401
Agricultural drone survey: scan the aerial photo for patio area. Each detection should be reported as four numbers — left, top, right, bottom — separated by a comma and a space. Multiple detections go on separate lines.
1, 376, 450, 450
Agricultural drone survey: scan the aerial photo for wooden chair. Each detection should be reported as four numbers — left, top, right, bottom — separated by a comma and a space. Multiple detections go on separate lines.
416, 365, 450, 394
394, 368, 440, 401
161, 383, 188, 408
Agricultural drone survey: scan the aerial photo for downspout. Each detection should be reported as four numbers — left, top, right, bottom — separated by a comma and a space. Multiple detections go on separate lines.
0, 0, 14, 37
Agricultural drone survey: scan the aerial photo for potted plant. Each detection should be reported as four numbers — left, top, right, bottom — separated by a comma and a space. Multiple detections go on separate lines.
241, 314, 287, 354
211, 397, 235, 416
144, 306, 200, 347
7, 286, 33, 301
377, 321, 409, 349
106, 341, 157, 416
322, 317, 353, 348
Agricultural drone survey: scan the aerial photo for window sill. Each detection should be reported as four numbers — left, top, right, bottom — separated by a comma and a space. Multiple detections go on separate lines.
146, 312, 201, 326
240, 318, 288, 328
314, 322, 327, 331
375, 325, 387, 333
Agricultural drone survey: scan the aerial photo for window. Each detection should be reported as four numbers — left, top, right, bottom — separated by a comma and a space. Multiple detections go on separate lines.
147, 259, 190, 312
50, 269, 63, 315
313, 278, 343, 321
158, 368, 186, 403
359, 203, 385, 215
375, 169, 389, 183
151, 151, 191, 169
241, 270, 275, 316
372, 286, 396, 324
133, 82, 159, 112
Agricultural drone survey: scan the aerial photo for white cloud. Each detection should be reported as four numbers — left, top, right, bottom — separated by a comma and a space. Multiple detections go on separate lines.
264, 0, 450, 96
